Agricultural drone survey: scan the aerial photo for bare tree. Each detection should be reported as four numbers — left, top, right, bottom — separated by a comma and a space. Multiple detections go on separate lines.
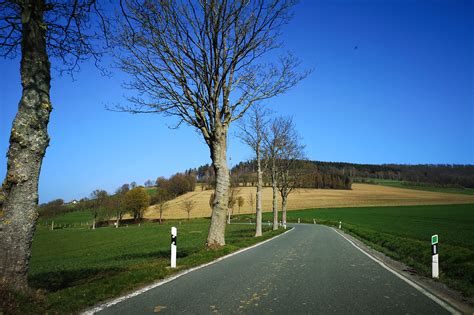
114, 200, 125, 228
238, 106, 271, 236
237, 196, 245, 215
264, 116, 292, 230
0, 0, 106, 292
111, 186, 129, 228
158, 201, 168, 224
248, 192, 255, 214
182, 199, 195, 220
275, 118, 305, 228
90, 189, 108, 230
153, 187, 171, 224
227, 185, 240, 224
113, 0, 307, 247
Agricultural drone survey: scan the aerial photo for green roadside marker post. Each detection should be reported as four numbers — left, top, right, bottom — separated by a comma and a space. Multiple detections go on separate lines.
431, 234, 439, 278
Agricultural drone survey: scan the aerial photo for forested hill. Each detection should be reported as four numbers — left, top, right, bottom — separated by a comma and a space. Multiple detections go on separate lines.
221, 161, 474, 189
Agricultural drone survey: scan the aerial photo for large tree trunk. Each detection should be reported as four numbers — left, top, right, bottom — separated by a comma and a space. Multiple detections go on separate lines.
255, 147, 263, 237
0, 0, 51, 293
206, 127, 229, 247
271, 160, 278, 231
282, 194, 288, 229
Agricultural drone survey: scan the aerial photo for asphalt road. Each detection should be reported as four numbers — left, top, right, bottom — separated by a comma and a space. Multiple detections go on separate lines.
96, 224, 450, 314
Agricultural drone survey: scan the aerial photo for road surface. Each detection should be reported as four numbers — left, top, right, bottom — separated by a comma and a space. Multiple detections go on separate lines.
96, 224, 451, 314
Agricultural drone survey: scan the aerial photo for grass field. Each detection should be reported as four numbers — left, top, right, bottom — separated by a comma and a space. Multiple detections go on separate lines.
37, 210, 93, 228
145, 183, 474, 219
235, 204, 474, 297
4, 220, 283, 314
362, 179, 474, 195
8, 200, 472, 313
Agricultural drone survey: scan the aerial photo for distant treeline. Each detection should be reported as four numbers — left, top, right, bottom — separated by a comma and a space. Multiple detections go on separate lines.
39, 199, 75, 218
325, 162, 474, 188
185, 160, 474, 190
226, 161, 474, 189
185, 160, 353, 190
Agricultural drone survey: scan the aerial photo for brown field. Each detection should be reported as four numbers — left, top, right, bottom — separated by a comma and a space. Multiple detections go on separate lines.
144, 183, 474, 220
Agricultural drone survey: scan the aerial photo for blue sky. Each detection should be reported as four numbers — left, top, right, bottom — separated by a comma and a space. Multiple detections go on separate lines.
0, 0, 472, 203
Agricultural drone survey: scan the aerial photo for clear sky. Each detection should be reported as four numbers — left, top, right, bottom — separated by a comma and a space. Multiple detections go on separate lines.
0, 0, 472, 203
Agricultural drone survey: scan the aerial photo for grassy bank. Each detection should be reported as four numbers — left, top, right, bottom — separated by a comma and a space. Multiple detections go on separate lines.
236, 204, 474, 297
362, 179, 474, 195
4, 219, 282, 314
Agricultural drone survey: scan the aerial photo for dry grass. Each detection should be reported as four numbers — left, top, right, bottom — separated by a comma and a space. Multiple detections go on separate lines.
144, 184, 474, 220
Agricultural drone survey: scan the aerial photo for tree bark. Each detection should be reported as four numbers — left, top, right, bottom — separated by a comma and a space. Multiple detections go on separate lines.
282, 195, 288, 229
271, 160, 278, 231
0, 0, 51, 292
206, 127, 229, 247
255, 147, 263, 237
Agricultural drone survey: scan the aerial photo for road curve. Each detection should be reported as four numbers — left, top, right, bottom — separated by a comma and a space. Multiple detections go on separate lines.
96, 224, 451, 314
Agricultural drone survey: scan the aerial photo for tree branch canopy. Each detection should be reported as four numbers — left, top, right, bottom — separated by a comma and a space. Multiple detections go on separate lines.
114, 0, 307, 146
238, 105, 271, 153
0, 0, 108, 74
275, 117, 305, 196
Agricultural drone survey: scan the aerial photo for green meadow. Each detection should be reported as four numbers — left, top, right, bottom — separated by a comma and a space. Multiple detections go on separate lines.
363, 179, 474, 195
37, 210, 93, 227
9, 203, 474, 313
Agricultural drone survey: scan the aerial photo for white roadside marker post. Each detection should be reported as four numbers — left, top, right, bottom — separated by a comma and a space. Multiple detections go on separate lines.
298, 218, 300, 223
51, 221, 54, 231
171, 227, 177, 268
313, 219, 316, 225
339, 221, 342, 229
431, 234, 439, 278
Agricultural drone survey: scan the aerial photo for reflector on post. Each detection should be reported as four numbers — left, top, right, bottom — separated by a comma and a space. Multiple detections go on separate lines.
431, 234, 439, 278
171, 227, 177, 268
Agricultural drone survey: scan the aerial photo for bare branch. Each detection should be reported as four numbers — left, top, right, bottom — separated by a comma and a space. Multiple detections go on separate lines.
0, 0, 110, 74
113, 0, 306, 145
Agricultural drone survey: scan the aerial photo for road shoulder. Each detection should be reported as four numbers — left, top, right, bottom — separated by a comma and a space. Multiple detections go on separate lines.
331, 227, 473, 314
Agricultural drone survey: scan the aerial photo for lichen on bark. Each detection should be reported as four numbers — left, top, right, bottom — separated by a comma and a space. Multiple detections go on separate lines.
0, 0, 52, 292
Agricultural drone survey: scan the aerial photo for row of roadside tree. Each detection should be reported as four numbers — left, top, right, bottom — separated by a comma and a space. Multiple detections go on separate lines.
38, 173, 197, 228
